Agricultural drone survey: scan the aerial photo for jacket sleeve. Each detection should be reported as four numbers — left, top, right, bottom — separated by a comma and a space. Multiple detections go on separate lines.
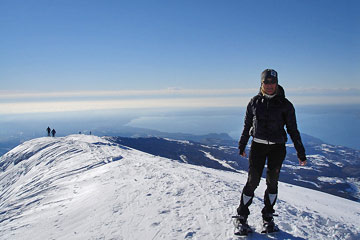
238, 100, 254, 154
284, 101, 306, 161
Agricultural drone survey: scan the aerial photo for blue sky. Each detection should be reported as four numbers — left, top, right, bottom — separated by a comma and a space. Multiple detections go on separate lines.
0, 0, 359, 114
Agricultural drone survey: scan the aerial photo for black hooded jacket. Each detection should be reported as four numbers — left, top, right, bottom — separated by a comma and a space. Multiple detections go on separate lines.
239, 85, 306, 161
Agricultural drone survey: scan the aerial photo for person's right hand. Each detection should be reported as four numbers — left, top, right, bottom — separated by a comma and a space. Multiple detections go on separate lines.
239, 150, 247, 158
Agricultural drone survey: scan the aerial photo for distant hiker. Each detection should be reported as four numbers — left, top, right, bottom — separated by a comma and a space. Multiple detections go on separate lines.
89, 131, 92, 135
234, 69, 307, 235
51, 129, 56, 137
46, 127, 51, 137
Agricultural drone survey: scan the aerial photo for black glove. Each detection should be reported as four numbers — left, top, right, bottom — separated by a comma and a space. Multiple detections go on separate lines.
297, 153, 307, 162
239, 144, 246, 156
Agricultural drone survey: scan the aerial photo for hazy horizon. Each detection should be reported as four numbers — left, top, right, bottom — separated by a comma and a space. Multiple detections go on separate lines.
1, 104, 359, 151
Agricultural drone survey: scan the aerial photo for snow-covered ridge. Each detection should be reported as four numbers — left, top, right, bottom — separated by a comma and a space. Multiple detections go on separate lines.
199, 150, 238, 172
0, 135, 359, 239
0, 135, 124, 171
162, 137, 193, 145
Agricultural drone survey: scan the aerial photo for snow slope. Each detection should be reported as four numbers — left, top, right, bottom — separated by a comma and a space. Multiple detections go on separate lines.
0, 135, 359, 240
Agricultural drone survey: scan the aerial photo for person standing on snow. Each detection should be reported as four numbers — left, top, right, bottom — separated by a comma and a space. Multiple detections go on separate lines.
234, 69, 307, 235
51, 129, 56, 137
46, 126, 51, 137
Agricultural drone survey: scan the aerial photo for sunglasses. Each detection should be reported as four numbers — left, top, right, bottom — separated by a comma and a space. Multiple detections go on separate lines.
262, 78, 277, 84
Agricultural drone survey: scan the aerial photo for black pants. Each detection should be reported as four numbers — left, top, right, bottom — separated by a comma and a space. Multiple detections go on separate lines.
237, 141, 286, 219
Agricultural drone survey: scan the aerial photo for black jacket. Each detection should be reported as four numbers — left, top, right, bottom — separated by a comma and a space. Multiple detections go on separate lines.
239, 85, 306, 161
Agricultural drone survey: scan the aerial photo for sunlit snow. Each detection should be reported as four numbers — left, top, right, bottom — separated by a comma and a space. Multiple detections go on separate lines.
0, 135, 359, 239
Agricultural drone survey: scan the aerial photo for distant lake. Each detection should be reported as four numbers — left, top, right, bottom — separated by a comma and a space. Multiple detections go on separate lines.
296, 105, 360, 150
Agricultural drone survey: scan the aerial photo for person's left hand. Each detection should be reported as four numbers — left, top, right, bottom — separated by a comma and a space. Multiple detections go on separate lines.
299, 159, 307, 166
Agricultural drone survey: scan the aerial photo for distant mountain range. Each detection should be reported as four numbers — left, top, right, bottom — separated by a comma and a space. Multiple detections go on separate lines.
0, 126, 236, 157
107, 134, 360, 202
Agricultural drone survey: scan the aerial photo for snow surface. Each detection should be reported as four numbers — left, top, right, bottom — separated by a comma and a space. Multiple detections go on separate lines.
0, 135, 359, 240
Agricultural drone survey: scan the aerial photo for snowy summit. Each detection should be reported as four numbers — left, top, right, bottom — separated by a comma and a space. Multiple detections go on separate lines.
0, 135, 359, 239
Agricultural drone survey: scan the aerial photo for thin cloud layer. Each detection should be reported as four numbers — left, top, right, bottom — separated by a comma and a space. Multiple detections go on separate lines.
0, 88, 359, 114
0, 88, 257, 99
